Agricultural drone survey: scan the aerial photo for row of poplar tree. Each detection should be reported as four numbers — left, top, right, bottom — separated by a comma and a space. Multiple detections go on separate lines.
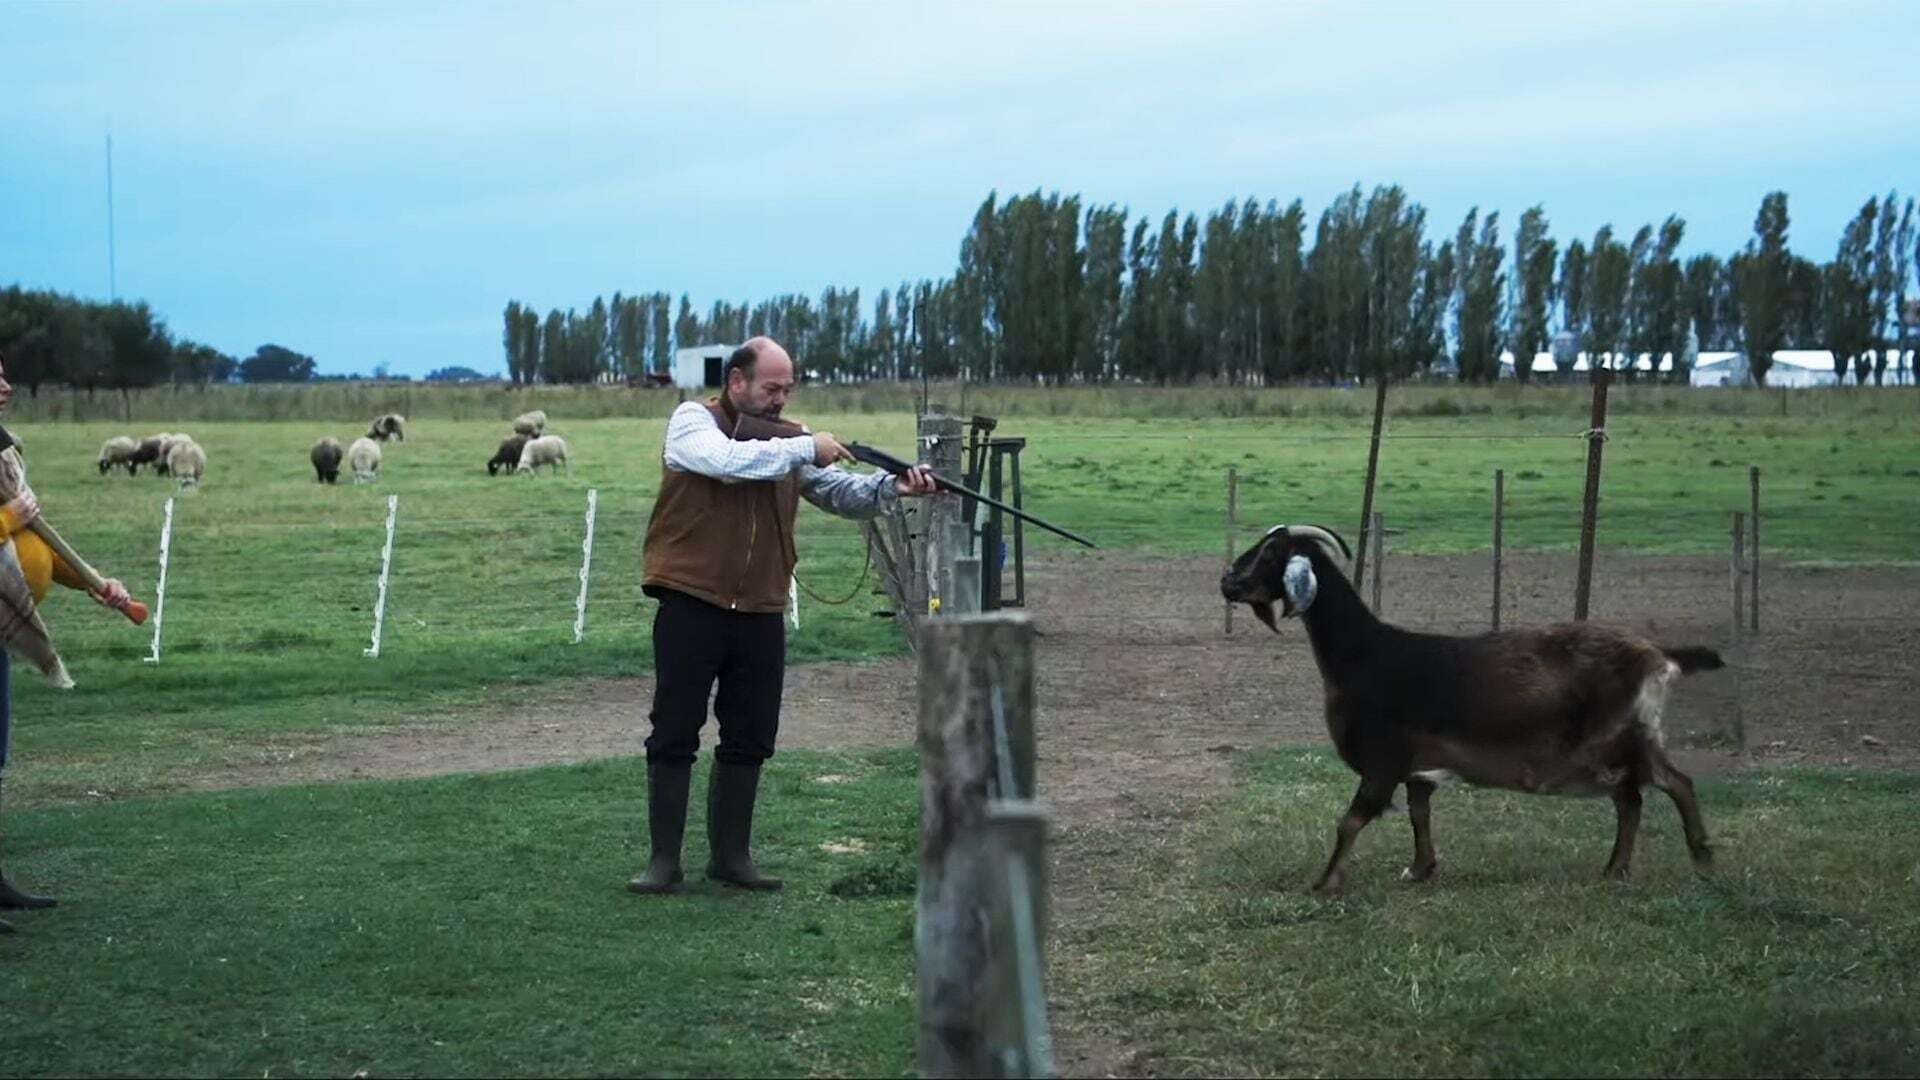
509, 186, 1918, 387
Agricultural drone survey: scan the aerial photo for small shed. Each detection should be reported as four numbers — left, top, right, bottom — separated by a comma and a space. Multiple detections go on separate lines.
671, 343, 738, 391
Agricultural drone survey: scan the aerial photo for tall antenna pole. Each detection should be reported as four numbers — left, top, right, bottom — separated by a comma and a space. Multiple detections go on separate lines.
106, 133, 118, 301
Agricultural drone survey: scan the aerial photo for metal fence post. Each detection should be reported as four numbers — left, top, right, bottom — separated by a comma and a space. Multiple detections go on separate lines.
144, 497, 175, 664
364, 495, 399, 659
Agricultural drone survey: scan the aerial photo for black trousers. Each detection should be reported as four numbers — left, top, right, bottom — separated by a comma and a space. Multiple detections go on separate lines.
644, 589, 786, 767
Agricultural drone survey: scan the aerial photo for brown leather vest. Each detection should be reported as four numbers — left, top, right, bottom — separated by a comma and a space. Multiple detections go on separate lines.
642, 398, 808, 613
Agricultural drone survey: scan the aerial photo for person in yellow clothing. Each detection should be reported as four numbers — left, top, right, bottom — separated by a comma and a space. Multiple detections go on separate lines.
0, 352, 129, 934
1, 494, 96, 597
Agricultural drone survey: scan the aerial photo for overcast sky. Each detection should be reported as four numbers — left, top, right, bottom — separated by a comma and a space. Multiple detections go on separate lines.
5, 1, 1916, 376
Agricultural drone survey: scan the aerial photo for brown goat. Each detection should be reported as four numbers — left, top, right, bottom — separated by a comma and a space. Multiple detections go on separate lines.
1221, 523, 1722, 893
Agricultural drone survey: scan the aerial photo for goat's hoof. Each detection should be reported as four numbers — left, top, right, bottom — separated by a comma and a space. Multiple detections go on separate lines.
1309, 876, 1344, 897
1400, 862, 1438, 883
1690, 848, 1715, 875
1602, 864, 1632, 882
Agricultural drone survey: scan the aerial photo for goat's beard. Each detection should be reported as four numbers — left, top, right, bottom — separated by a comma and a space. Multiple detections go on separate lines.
1251, 601, 1279, 633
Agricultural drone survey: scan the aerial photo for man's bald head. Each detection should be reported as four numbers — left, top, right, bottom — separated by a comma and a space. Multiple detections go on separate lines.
725, 336, 798, 419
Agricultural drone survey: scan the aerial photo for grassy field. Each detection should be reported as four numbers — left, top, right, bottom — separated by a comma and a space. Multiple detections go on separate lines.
7, 391, 1916, 804
2, 750, 922, 1077
2, 386, 1916, 1077
1055, 749, 1920, 1077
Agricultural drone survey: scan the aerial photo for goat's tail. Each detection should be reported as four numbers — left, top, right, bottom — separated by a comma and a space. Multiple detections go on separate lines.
1663, 646, 1725, 674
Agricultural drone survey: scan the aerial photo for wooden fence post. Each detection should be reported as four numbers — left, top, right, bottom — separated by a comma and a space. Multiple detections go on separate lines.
1224, 467, 1238, 637
1369, 511, 1384, 614
1731, 510, 1746, 637
1492, 469, 1505, 630
919, 412, 965, 616
1749, 466, 1761, 635
1573, 367, 1613, 621
918, 614, 1043, 1079
1354, 377, 1388, 591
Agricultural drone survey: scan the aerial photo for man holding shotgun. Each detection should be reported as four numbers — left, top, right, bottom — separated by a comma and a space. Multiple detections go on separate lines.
630, 336, 937, 895
0, 351, 134, 933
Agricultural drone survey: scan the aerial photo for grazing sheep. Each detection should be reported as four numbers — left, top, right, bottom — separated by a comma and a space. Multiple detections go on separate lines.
488, 434, 529, 476
1220, 523, 1723, 892
511, 410, 547, 437
367, 414, 407, 442
127, 434, 170, 475
310, 436, 344, 484
516, 434, 570, 475
97, 436, 139, 476
167, 438, 207, 490
346, 436, 383, 483
155, 432, 192, 476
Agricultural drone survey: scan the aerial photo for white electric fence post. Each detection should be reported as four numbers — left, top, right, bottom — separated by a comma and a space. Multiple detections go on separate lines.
143, 497, 175, 664
572, 488, 598, 644
364, 494, 398, 659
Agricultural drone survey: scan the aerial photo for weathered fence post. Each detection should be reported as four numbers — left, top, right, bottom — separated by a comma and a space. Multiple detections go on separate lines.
572, 488, 598, 644
1749, 466, 1761, 634
364, 494, 399, 659
918, 613, 1048, 1079
917, 411, 965, 616
1354, 377, 1388, 591
1491, 469, 1505, 630
144, 496, 175, 664
1224, 466, 1238, 637
1573, 367, 1613, 621
1369, 511, 1385, 614
1731, 510, 1746, 637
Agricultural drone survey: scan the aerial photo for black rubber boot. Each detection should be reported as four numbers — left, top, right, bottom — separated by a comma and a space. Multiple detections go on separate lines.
627, 761, 692, 895
705, 761, 782, 891
0, 869, 54, 911
0, 775, 53, 911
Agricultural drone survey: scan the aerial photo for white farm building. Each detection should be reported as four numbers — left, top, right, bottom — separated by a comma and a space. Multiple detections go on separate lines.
670, 343, 738, 391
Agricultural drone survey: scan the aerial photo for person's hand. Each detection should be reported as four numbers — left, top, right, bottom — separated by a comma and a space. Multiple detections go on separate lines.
894, 466, 939, 497
812, 432, 853, 466
3, 488, 40, 528
90, 577, 131, 611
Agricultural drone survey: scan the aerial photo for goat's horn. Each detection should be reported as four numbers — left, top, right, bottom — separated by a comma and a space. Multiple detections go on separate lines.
1287, 524, 1352, 563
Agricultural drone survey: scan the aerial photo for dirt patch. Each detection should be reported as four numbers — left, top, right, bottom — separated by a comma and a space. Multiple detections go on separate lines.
183, 551, 1920, 1077
194, 660, 918, 791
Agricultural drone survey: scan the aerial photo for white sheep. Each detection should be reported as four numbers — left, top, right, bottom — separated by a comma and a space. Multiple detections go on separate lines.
97, 436, 139, 476
511, 410, 548, 437
346, 436, 383, 483
155, 432, 192, 475
167, 438, 207, 490
517, 434, 570, 475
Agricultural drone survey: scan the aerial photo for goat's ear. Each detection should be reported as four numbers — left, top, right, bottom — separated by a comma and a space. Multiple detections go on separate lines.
1251, 601, 1279, 633
1283, 555, 1318, 614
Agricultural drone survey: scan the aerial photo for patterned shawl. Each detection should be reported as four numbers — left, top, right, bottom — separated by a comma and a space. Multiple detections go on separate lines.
0, 443, 73, 688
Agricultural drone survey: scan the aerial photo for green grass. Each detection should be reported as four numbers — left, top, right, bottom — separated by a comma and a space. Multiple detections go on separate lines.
0, 750, 922, 1078
9, 393, 1916, 804
1057, 748, 1920, 1077
4, 387, 1918, 1076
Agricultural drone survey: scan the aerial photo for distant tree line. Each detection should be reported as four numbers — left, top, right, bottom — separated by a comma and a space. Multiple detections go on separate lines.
512, 187, 1917, 387
0, 286, 346, 392
6, 187, 1914, 392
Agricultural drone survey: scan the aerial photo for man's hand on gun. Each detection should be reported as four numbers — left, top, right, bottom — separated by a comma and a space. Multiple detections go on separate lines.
811, 431, 853, 466
811, 432, 936, 496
